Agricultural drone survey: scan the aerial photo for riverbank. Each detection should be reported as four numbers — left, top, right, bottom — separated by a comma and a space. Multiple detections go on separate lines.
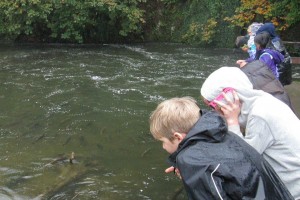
285, 80, 300, 117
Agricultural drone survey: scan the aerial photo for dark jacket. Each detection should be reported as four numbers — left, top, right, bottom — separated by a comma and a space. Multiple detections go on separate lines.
270, 39, 293, 86
256, 23, 279, 40
168, 110, 293, 200
241, 60, 294, 110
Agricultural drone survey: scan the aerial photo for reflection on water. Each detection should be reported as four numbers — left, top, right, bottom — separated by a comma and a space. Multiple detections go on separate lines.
0, 43, 299, 199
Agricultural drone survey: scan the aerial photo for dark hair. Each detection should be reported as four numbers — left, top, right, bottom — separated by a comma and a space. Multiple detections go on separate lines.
254, 31, 271, 48
235, 35, 249, 48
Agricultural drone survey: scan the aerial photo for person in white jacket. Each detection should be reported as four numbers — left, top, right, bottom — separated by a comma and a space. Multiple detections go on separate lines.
200, 66, 300, 199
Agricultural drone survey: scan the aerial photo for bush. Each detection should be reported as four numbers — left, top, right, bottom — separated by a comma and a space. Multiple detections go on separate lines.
0, 0, 146, 43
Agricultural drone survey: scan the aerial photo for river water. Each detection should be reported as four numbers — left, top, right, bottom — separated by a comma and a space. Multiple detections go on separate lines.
0, 43, 299, 200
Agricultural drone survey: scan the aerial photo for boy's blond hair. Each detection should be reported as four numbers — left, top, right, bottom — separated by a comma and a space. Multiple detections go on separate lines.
149, 96, 200, 140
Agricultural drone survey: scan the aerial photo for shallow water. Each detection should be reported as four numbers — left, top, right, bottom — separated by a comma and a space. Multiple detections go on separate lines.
0, 43, 299, 199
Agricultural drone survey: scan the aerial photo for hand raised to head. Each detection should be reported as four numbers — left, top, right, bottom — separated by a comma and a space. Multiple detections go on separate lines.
214, 90, 241, 126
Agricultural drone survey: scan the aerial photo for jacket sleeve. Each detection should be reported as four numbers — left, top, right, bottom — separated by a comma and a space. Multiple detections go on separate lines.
176, 150, 263, 200
245, 57, 255, 63
178, 160, 230, 200
229, 116, 274, 154
228, 124, 244, 137
259, 53, 274, 70
242, 115, 274, 154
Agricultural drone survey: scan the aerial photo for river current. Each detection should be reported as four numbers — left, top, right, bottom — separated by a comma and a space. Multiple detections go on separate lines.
0, 43, 299, 199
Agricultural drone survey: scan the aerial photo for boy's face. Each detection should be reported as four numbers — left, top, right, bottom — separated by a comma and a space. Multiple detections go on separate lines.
159, 135, 183, 154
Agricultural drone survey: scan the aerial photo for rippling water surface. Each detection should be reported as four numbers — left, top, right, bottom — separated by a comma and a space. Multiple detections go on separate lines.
0, 43, 299, 199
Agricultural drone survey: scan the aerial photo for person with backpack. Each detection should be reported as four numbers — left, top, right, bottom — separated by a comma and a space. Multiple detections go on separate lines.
236, 22, 292, 85
237, 31, 284, 79
256, 22, 293, 85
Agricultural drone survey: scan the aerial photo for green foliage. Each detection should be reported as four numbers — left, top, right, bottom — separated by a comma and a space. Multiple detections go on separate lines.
181, 18, 217, 44
0, 0, 146, 43
0, 0, 52, 40
0, 0, 298, 44
182, 22, 202, 43
270, 0, 300, 28
151, 0, 240, 47
201, 18, 217, 43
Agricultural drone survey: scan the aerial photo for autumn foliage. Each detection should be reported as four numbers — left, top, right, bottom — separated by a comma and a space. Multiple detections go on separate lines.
225, 0, 300, 31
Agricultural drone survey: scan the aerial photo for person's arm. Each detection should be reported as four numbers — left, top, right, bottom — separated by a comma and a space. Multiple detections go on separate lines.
236, 60, 248, 68
178, 159, 230, 199
177, 154, 260, 200
165, 162, 227, 199
214, 90, 245, 137
229, 115, 274, 154
228, 124, 244, 137
259, 53, 273, 70
242, 116, 274, 154
245, 57, 255, 63
214, 91, 275, 151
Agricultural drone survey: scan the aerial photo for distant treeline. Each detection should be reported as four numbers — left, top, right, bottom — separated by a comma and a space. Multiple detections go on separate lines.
0, 0, 299, 47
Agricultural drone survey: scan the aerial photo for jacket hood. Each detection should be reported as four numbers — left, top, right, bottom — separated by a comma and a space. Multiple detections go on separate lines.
200, 67, 253, 102
248, 22, 263, 35
257, 23, 278, 39
200, 66, 267, 127
168, 110, 227, 163
183, 110, 227, 144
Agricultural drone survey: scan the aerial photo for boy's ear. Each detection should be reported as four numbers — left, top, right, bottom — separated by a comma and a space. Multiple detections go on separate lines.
173, 132, 186, 141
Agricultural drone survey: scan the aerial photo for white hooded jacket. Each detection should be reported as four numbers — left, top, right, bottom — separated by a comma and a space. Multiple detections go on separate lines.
201, 67, 300, 199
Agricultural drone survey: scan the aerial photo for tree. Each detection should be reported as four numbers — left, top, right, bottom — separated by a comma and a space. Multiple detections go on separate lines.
224, 0, 300, 31
0, 0, 146, 43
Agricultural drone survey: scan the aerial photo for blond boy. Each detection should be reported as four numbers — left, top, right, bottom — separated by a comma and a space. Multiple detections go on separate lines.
149, 97, 293, 199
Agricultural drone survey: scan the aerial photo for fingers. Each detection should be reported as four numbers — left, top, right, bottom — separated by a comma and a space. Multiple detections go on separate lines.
214, 91, 239, 105
214, 100, 226, 108
214, 90, 241, 126
236, 60, 247, 68
165, 167, 182, 179
214, 92, 232, 109
174, 168, 182, 179
223, 91, 240, 105
232, 90, 240, 104
222, 92, 231, 104
213, 91, 240, 117
165, 166, 175, 173
236, 60, 245, 64
239, 61, 247, 68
